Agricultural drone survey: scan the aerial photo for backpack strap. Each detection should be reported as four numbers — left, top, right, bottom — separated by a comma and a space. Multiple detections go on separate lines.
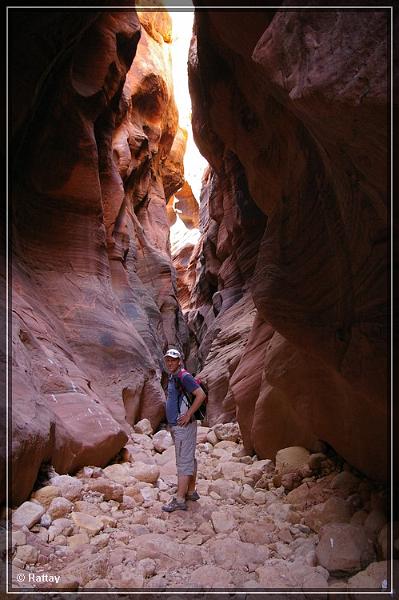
177, 368, 189, 381
174, 370, 188, 409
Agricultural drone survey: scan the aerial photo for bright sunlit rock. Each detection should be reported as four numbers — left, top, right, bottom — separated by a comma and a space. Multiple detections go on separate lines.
169, 7, 208, 255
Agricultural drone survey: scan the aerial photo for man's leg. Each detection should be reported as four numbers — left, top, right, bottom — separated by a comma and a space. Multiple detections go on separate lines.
164, 422, 197, 509
187, 459, 197, 495
176, 474, 190, 502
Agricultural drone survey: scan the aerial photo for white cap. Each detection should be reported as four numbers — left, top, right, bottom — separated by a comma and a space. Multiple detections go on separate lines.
164, 348, 181, 359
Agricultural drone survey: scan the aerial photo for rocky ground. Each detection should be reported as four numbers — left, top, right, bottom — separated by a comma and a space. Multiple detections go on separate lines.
6, 420, 397, 593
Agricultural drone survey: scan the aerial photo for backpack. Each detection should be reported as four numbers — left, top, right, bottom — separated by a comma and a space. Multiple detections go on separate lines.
175, 369, 208, 422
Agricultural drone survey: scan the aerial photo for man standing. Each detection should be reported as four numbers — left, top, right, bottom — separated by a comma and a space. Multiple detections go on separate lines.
162, 348, 206, 512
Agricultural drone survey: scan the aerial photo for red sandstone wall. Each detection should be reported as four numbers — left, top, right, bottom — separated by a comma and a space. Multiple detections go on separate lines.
9, 9, 187, 504
187, 7, 389, 481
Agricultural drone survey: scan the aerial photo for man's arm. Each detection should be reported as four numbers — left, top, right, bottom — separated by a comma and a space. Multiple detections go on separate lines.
177, 387, 206, 426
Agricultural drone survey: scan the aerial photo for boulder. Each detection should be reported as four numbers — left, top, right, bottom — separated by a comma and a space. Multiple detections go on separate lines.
347, 560, 391, 590
330, 472, 361, 495
102, 464, 133, 484
31, 486, 60, 509
210, 511, 236, 533
85, 478, 124, 502
275, 447, 310, 475
207, 537, 269, 570
364, 509, 386, 538
131, 534, 200, 567
130, 462, 160, 484
189, 565, 233, 588
71, 512, 104, 535
134, 419, 153, 436
50, 476, 83, 501
15, 544, 39, 565
208, 479, 240, 501
238, 521, 275, 545
152, 430, 174, 453
212, 423, 241, 443
12, 501, 45, 529
316, 523, 376, 573
304, 497, 352, 532
213, 461, 246, 482
47, 497, 74, 520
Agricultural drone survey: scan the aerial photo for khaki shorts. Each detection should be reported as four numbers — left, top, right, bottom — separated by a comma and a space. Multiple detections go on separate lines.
170, 420, 198, 476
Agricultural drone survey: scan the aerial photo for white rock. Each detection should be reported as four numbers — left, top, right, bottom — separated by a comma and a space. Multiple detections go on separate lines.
302, 571, 330, 589
147, 517, 167, 533
140, 487, 159, 504
130, 462, 160, 484
47, 497, 74, 519
90, 533, 109, 550
50, 475, 83, 501
212, 422, 240, 442
241, 484, 255, 503
208, 479, 240, 499
40, 513, 52, 528
211, 511, 236, 533
275, 447, 310, 475
131, 533, 200, 567
137, 558, 156, 578
209, 491, 221, 500
253, 490, 267, 505
85, 477, 124, 502
129, 434, 154, 450
206, 430, 218, 445
266, 502, 294, 522
102, 464, 132, 484
154, 445, 176, 466
190, 565, 233, 588
214, 461, 246, 482
31, 485, 60, 508
54, 534, 67, 545
15, 544, 39, 565
134, 419, 153, 435
152, 430, 174, 453
245, 459, 274, 479
84, 578, 111, 589
12, 501, 45, 529
12, 530, 26, 548
256, 562, 295, 587
71, 512, 104, 535
208, 537, 269, 570
211, 448, 231, 459
67, 532, 90, 548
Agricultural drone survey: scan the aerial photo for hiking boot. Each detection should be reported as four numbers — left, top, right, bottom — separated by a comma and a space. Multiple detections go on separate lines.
186, 490, 200, 501
161, 497, 187, 512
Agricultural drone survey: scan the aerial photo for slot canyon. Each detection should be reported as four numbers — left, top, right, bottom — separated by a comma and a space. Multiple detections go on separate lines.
4, 3, 395, 594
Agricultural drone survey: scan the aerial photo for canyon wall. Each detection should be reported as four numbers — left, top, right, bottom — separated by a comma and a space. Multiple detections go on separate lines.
187, 7, 389, 481
9, 9, 186, 505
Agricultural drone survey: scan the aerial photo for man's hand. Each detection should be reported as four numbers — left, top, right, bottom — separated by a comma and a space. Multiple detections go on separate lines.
177, 412, 192, 426
177, 388, 206, 426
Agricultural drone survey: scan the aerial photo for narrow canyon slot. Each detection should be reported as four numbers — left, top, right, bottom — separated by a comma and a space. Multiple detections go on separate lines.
6, 3, 394, 594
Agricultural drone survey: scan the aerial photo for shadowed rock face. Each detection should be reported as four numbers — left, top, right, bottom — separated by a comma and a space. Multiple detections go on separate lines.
9, 9, 187, 504
188, 8, 389, 481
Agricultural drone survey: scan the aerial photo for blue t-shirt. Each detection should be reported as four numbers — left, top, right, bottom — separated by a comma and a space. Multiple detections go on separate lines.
165, 369, 200, 425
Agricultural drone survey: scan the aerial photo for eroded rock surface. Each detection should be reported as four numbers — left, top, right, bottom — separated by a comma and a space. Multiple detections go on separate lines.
186, 7, 389, 480
10, 9, 186, 504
